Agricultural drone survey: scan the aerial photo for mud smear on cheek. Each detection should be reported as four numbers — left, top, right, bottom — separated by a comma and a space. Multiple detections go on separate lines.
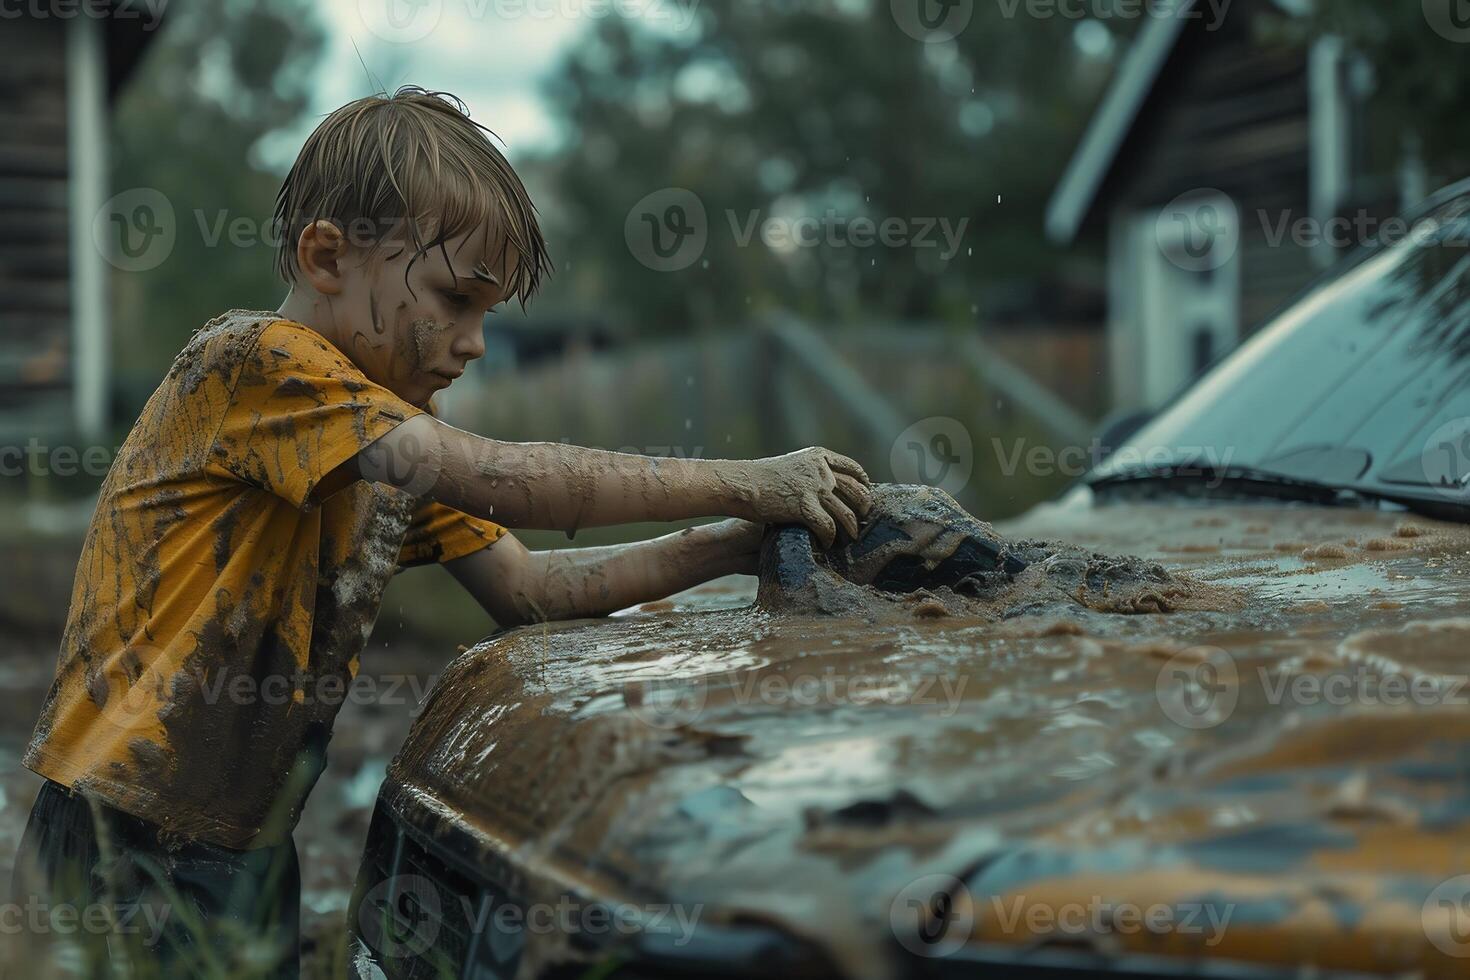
409, 316, 449, 373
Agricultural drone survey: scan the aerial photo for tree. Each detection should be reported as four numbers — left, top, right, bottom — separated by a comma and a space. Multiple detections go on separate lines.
108, 0, 325, 414
1267, 3, 1470, 184
531, 0, 1110, 333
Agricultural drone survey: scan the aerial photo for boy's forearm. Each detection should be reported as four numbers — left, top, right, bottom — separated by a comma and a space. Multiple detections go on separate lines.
514, 520, 762, 622
360, 414, 871, 546
414, 417, 764, 531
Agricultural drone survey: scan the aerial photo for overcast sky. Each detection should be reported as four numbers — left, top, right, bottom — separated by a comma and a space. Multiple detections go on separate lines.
273, 0, 603, 163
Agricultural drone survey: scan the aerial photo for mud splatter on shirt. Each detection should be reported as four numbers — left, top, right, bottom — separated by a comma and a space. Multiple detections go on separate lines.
23, 310, 506, 848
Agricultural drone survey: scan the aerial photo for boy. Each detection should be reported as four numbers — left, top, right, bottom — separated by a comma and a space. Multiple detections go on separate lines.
10, 87, 870, 976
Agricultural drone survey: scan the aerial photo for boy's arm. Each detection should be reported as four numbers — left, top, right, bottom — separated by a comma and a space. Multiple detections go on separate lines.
350, 413, 871, 547
443, 519, 765, 627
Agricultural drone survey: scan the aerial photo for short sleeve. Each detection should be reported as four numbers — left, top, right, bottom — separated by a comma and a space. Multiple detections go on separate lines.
398, 500, 507, 568
207, 320, 424, 509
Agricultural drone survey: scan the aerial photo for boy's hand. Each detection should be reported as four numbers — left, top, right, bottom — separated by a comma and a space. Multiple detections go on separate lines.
741, 447, 871, 548
702, 517, 767, 575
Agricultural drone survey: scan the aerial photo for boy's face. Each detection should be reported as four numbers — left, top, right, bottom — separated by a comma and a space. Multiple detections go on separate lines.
328, 224, 519, 407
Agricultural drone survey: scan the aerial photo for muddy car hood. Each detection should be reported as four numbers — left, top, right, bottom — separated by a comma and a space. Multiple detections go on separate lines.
383, 500, 1470, 979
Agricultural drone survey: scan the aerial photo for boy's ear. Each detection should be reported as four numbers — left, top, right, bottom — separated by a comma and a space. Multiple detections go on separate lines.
296, 219, 349, 295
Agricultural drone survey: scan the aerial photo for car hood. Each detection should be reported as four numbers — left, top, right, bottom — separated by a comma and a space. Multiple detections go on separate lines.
383, 501, 1470, 979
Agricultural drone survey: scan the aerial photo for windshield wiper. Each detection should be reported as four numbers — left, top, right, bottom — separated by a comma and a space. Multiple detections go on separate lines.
1088, 461, 1376, 507
1088, 459, 1470, 522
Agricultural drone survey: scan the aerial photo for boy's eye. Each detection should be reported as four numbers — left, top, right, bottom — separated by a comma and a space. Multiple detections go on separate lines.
443, 291, 472, 307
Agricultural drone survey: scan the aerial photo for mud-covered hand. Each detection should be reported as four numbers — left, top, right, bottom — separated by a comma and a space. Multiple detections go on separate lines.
700, 517, 767, 575
742, 447, 872, 548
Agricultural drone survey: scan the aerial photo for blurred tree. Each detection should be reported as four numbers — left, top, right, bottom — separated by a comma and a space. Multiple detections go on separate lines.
108, 0, 325, 415
532, 0, 1118, 333
1266, 3, 1470, 184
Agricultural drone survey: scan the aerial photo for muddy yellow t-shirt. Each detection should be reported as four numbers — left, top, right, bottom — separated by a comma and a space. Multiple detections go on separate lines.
23, 310, 506, 848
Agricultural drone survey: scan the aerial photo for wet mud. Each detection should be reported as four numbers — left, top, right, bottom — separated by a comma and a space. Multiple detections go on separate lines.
758, 484, 1241, 624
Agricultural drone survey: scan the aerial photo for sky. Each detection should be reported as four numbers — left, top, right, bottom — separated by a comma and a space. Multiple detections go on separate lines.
314, 0, 582, 153
280, 0, 694, 163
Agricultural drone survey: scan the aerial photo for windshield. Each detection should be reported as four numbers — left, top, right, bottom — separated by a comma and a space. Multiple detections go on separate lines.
1090, 187, 1470, 517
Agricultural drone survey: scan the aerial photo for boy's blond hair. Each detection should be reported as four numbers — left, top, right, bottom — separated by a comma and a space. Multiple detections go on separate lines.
274, 86, 551, 305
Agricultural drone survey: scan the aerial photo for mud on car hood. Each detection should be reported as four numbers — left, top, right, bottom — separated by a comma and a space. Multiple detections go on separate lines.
380, 494, 1470, 979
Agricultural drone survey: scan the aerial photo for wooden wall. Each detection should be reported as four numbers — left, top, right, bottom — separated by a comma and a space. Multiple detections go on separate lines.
0, 17, 72, 432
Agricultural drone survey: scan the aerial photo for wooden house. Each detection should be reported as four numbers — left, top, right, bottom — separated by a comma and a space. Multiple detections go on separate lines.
1047, 0, 1423, 412
1, 5, 162, 443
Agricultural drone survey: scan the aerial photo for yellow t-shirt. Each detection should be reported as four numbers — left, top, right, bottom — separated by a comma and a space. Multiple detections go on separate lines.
23, 310, 506, 848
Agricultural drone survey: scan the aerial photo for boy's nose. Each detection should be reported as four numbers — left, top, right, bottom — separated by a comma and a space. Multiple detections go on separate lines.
451, 321, 486, 361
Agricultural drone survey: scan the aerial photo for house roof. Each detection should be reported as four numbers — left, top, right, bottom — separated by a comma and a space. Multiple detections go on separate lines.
105, 3, 167, 99
1044, 0, 1199, 244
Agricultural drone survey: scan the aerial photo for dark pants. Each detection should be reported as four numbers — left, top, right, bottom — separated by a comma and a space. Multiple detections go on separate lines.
8, 779, 300, 979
